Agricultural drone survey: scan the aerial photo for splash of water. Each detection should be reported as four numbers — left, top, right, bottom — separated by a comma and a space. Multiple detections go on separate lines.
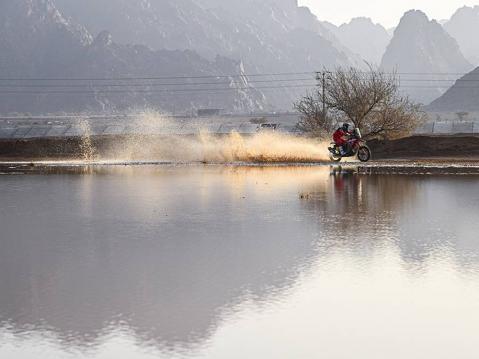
100, 110, 330, 163
77, 119, 96, 161
195, 130, 328, 163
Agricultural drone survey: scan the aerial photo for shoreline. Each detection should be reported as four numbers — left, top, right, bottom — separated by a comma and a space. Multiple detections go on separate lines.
2, 159, 479, 175
1, 134, 479, 175
0, 134, 478, 160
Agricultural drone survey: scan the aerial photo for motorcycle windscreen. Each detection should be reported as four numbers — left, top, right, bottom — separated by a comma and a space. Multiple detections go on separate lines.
355, 128, 362, 138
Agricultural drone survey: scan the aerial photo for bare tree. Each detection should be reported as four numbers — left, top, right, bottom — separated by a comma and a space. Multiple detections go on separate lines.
296, 66, 424, 139
294, 92, 334, 136
366, 96, 426, 139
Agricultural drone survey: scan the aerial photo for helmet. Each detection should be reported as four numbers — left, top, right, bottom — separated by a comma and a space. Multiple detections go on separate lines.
341, 123, 350, 131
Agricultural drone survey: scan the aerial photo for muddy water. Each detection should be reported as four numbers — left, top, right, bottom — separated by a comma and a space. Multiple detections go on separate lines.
0, 166, 478, 359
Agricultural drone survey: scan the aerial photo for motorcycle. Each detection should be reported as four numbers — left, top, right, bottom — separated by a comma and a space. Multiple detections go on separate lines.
328, 128, 371, 162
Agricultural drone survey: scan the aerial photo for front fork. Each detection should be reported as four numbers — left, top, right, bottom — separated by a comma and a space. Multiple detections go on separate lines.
328, 145, 341, 155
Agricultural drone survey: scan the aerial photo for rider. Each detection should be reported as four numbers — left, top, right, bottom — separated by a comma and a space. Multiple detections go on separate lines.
333, 123, 352, 155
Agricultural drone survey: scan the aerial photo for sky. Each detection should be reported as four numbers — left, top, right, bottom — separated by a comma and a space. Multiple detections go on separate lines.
298, 0, 479, 28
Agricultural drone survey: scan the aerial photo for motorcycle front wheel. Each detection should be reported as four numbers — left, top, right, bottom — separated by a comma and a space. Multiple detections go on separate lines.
357, 146, 371, 162
329, 153, 342, 162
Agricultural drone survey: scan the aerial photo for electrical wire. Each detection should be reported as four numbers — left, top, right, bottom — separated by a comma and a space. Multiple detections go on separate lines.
2, 71, 479, 82
0, 71, 316, 82
0, 84, 317, 95
1, 70, 479, 95
0, 78, 317, 88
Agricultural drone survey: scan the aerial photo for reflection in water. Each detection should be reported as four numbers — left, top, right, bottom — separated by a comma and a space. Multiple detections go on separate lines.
0, 167, 324, 354
0, 166, 478, 358
301, 169, 479, 267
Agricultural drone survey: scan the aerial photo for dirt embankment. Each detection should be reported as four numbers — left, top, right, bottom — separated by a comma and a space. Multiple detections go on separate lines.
0, 136, 121, 160
0, 134, 479, 162
0, 132, 326, 163
368, 135, 479, 160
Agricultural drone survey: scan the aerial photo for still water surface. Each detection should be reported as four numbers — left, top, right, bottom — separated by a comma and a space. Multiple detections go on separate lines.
0, 166, 478, 358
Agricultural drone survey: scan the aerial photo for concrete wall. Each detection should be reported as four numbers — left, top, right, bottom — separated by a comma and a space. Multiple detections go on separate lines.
1, 112, 478, 140
0, 113, 301, 139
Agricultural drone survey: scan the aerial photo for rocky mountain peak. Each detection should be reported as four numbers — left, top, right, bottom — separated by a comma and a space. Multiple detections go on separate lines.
450, 5, 479, 18
0, 0, 267, 114
399, 9, 429, 25
332, 17, 391, 64
444, 6, 479, 65
347, 17, 375, 26
381, 9, 472, 104
93, 30, 113, 48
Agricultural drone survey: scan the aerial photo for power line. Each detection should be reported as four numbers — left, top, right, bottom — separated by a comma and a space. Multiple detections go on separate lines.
0, 71, 316, 82
2, 83, 479, 95
0, 78, 316, 88
1, 71, 479, 82
0, 112, 302, 120
399, 79, 477, 82
399, 86, 479, 89
0, 84, 316, 95
4, 77, 479, 89
2, 70, 479, 96
364, 72, 474, 76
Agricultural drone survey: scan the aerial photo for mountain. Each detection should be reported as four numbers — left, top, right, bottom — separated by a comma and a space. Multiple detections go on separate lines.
53, 0, 356, 70
381, 10, 472, 104
326, 17, 391, 65
52, 0, 360, 108
444, 6, 479, 65
428, 67, 479, 111
0, 0, 266, 114
0, 0, 91, 77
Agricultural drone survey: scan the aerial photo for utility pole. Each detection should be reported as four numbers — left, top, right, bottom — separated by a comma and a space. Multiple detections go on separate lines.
316, 71, 329, 117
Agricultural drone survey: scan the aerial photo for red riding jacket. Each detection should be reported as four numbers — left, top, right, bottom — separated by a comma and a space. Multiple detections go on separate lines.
333, 128, 350, 146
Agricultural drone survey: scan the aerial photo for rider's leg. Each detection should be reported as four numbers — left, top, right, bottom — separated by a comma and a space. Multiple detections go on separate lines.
344, 142, 352, 155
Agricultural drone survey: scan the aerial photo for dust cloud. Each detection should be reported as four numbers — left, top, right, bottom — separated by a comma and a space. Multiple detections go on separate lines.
102, 111, 330, 163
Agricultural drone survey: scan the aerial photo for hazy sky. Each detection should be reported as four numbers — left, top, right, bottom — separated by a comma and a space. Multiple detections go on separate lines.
298, 0, 479, 27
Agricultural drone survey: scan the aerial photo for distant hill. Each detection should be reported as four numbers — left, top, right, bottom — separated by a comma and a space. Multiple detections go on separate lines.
53, 0, 357, 71
0, 0, 266, 114
7, 1, 479, 114
52, 0, 361, 109
428, 67, 479, 111
444, 6, 479, 65
326, 17, 391, 65
381, 10, 472, 104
